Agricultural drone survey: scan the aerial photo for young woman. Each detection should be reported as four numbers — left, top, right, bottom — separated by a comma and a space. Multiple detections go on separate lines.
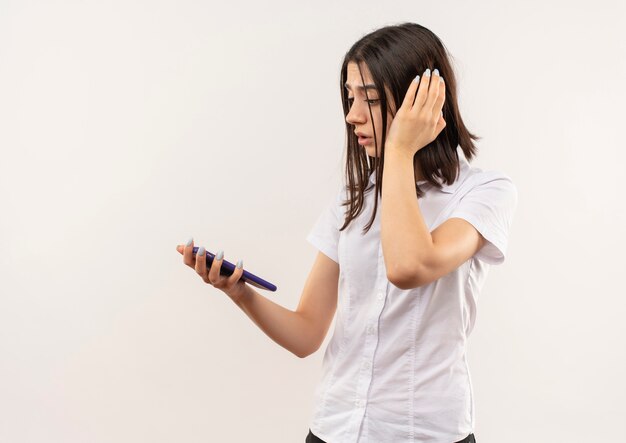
177, 22, 517, 443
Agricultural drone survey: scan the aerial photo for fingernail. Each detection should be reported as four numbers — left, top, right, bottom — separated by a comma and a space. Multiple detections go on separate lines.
424, 68, 431, 77
198, 246, 205, 256
439, 76, 444, 83
413, 74, 420, 83
186, 237, 193, 246
216, 250, 224, 260
433, 68, 439, 76
236, 259, 243, 269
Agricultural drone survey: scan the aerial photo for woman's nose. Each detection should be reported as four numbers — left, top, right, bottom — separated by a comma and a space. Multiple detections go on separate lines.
346, 103, 366, 125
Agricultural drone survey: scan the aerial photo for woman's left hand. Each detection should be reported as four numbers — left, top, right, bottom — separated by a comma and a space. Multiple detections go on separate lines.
385, 68, 446, 158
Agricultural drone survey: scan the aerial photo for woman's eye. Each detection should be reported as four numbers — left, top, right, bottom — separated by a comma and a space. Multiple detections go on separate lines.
347, 98, 379, 105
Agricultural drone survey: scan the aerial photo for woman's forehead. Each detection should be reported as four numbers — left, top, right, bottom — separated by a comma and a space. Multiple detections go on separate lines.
345, 74, 377, 96
346, 61, 373, 83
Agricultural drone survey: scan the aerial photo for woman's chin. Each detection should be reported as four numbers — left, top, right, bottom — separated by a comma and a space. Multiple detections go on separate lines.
364, 146, 379, 157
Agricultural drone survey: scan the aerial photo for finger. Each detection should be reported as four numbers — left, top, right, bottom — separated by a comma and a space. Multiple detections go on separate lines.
208, 249, 225, 285
195, 245, 208, 280
432, 75, 446, 121
422, 68, 441, 114
435, 112, 447, 135
412, 68, 432, 111
434, 96, 447, 137
226, 259, 244, 287
183, 237, 195, 267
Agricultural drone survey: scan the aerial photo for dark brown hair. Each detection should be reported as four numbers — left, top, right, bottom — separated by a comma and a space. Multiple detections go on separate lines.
338, 22, 481, 235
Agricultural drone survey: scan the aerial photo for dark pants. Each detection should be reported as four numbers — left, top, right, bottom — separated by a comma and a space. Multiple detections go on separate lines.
305, 428, 476, 443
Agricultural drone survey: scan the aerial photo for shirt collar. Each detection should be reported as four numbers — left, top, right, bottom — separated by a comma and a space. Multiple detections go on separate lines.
368, 146, 470, 194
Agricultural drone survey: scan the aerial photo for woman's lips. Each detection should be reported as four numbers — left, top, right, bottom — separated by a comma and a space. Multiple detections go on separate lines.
358, 136, 372, 145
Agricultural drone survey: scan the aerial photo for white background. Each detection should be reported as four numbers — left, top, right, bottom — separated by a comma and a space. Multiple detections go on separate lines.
1, 0, 625, 442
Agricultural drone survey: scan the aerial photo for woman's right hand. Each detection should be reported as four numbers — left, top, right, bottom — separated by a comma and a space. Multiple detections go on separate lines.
176, 237, 248, 304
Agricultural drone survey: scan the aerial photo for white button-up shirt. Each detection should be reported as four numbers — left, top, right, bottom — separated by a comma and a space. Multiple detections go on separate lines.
306, 146, 518, 443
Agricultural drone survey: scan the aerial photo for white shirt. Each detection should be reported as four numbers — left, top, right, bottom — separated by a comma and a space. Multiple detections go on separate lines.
306, 146, 518, 443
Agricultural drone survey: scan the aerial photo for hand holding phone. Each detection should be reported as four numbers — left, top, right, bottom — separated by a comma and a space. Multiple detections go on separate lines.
176, 239, 277, 303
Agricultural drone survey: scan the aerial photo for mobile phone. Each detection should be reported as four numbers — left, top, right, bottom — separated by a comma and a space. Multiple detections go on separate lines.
192, 247, 277, 292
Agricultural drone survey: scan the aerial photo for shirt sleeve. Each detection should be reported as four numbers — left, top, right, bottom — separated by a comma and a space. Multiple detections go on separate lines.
306, 186, 345, 264
447, 173, 518, 265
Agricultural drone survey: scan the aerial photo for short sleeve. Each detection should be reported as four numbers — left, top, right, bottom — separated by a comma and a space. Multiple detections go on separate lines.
306, 186, 345, 264
448, 174, 518, 265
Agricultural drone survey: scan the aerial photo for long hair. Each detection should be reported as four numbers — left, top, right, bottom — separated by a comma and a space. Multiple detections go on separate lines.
338, 22, 481, 235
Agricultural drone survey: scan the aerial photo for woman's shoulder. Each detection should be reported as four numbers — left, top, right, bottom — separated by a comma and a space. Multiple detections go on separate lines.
464, 162, 517, 196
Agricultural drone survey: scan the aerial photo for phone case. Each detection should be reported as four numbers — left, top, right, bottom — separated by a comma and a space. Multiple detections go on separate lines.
191, 247, 277, 292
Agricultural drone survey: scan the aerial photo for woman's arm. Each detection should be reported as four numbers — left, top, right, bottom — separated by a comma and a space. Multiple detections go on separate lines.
233, 286, 314, 358
233, 251, 339, 358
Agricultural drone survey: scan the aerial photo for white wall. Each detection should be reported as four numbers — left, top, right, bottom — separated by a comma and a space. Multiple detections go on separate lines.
1, 0, 624, 442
